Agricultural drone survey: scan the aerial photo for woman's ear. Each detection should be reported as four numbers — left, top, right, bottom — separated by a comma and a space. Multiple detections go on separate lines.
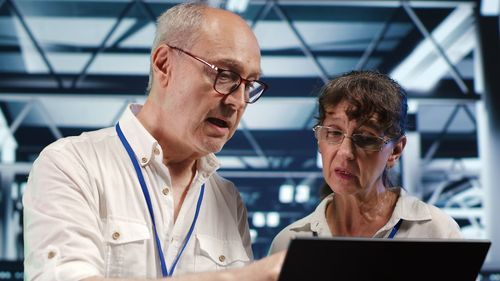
387, 135, 407, 168
151, 44, 172, 88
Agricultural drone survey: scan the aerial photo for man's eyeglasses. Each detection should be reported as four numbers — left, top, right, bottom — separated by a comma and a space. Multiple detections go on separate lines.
168, 45, 268, 104
313, 125, 394, 151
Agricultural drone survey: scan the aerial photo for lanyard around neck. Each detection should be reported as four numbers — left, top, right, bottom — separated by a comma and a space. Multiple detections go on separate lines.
116, 122, 205, 277
388, 219, 403, 239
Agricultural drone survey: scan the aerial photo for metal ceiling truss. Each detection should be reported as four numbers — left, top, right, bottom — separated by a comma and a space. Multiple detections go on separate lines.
270, 0, 330, 83
0, 0, 273, 176
3, 0, 63, 88
0, 0, 480, 173
421, 103, 477, 166
0, 0, 475, 94
401, 1, 470, 94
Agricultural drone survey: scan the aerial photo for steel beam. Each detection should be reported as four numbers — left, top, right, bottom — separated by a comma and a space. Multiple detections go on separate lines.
476, 9, 500, 271
402, 1, 470, 94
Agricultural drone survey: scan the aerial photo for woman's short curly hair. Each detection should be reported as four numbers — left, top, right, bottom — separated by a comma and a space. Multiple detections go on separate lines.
315, 70, 408, 138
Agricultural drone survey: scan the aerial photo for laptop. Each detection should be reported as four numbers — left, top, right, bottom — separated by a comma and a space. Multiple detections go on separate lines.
278, 237, 491, 281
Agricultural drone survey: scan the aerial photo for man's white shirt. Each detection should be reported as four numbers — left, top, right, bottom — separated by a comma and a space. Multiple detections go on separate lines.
23, 104, 252, 280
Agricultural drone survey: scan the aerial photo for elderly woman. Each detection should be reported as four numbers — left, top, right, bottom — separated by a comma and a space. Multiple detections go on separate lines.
269, 70, 462, 254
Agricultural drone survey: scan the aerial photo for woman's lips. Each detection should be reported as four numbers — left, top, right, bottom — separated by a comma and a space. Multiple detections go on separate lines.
335, 168, 355, 180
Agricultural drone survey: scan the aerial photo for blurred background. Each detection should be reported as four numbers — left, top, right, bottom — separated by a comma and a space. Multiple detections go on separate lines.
1, 0, 500, 279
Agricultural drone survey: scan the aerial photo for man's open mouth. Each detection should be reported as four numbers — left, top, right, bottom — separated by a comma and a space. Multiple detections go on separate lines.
207, 117, 229, 128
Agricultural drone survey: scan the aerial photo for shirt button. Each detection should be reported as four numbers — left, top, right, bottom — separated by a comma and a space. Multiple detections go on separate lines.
162, 188, 170, 196
141, 157, 148, 164
219, 255, 226, 262
112, 232, 120, 240
154, 148, 160, 155
47, 251, 56, 259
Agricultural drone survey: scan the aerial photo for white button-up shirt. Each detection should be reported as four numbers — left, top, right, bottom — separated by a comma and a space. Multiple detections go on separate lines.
269, 189, 463, 254
23, 104, 252, 281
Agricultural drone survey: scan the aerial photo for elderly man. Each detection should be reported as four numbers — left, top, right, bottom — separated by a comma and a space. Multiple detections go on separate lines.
23, 3, 284, 281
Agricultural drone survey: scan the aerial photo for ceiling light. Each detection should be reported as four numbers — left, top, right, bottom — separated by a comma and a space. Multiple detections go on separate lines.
226, 0, 249, 13
481, 0, 500, 16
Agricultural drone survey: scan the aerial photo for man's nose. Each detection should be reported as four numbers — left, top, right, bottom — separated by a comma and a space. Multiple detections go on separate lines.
223, 83, 247, 109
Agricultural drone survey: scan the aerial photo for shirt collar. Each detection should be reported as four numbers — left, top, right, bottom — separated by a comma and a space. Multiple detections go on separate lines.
195, 153, 220, 179
117, 104, 221, 175
373, 188, 433, 235
118, 104, 158, 167
391, 188, 432, 222
288, 189, 433, 236
290, 194, 333, 236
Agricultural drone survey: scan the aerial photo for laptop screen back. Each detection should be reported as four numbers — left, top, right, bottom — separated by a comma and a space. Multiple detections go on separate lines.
278, 237, 491, 281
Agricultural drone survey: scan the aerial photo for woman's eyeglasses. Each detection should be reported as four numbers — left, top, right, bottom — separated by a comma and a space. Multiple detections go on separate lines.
313, 125, 394, 151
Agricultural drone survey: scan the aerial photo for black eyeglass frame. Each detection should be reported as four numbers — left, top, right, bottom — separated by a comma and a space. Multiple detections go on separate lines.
312, 125, 396, 151
167, 45, 268, 104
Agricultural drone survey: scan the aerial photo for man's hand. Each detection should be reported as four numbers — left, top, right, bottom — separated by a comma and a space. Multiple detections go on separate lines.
82, 250, 287, 281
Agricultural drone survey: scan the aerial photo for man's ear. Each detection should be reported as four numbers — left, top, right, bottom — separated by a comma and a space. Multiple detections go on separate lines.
151, 44, 172, 88
387, 135, 407, 168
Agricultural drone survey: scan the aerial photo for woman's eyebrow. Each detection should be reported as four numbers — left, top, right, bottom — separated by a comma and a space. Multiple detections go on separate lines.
358, 120, 383, 132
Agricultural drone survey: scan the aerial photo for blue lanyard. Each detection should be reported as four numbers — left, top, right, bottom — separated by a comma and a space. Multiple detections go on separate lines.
388, 219, 403, 239
116, 123, 205, 277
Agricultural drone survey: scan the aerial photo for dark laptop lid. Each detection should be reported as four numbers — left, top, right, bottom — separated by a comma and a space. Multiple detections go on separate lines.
278, 237, 491, 281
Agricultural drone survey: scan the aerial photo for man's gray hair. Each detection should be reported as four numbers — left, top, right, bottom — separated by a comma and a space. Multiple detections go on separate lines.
146, 2, 207, 94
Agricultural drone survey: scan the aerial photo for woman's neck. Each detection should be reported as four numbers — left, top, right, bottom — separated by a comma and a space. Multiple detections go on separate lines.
326, 189, 398, 237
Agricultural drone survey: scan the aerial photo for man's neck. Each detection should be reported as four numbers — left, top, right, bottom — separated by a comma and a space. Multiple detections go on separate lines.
136, 99, 200, 164
136, 100, 201, 222
168, 160, 198, 223
168, 160, 197, 188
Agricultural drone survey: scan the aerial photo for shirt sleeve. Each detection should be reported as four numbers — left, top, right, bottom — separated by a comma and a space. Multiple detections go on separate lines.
268, 228, 293, 255
23, 145, 104, 281
442, 211, 465, 239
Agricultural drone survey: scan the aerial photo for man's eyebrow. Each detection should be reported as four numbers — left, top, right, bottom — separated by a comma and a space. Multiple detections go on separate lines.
215, 58, 262, 78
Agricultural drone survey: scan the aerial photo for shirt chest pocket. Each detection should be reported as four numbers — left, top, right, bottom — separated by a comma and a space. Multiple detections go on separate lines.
194, 234, 251, 272
104, 218, 151, 278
